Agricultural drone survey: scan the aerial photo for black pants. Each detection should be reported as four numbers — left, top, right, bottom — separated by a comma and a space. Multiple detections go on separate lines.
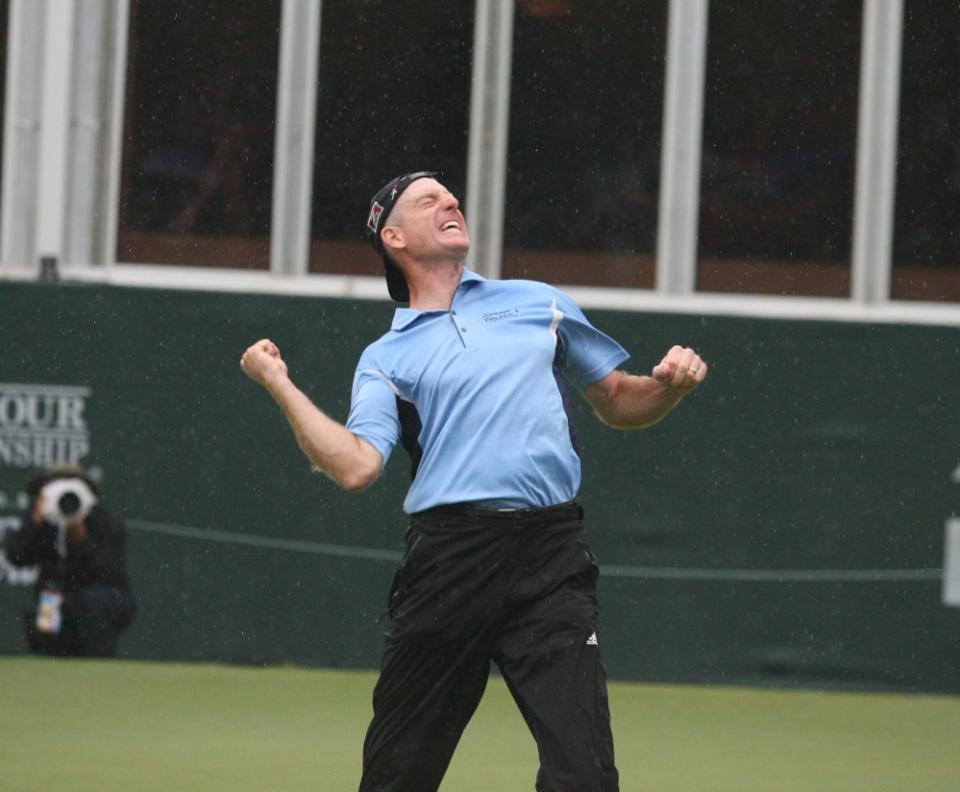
24, 585, 137, 657
359, 502, 619, 792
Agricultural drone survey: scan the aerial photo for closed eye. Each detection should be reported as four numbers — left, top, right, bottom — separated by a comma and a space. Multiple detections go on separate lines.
416, 190, 451, 208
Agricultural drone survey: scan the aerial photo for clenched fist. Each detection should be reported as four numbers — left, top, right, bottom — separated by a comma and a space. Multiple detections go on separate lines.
651, 345, 707, 392
240, 339, 289, 389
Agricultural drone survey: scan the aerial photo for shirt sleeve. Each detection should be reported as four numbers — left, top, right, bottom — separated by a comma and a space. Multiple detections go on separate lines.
345, 366, 401, 466
551, 287, 630, 390
1, 512, 41, 567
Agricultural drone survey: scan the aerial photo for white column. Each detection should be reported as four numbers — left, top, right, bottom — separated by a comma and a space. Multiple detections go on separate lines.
851, 0, 904, 304
100, 0, 130, 270
270, 0, 321, 277
1, 0, 46, 271
655, 0, 709, 296
2, 0, 126, 271
64, 0, 129, 268
34, 0, 75, 268
464, 0, 513, 280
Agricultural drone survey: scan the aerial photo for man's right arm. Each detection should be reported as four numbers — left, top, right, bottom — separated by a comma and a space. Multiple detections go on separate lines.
240, 339, 383, 492
2, 500, 43, 567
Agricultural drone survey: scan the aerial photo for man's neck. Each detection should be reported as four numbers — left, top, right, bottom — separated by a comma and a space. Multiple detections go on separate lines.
406, 260, 465, 311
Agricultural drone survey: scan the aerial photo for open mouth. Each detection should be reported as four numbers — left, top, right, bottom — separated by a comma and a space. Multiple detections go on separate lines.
440, 220, 461, 233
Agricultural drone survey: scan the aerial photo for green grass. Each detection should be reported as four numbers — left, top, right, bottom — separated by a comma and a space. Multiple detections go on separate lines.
1, 657, 959, 791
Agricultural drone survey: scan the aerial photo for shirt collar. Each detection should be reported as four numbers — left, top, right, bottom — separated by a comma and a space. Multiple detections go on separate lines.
390, 266, 486, 331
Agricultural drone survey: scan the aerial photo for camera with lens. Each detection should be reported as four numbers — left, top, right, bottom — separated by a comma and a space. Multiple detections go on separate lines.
40, 478, 98, 528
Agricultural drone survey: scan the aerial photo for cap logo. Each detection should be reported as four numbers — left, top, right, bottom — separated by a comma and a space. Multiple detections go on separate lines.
367, 201, 384, 233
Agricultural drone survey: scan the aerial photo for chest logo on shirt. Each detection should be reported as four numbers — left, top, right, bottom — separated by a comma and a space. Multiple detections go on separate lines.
481, 308, 521, 323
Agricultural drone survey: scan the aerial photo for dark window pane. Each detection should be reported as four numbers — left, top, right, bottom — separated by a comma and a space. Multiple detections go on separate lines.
503, 0, 665, 288
118, 1, 280, 269
698, 1, 860, 296
892, 0, 960, 302
309, 0, 474, 276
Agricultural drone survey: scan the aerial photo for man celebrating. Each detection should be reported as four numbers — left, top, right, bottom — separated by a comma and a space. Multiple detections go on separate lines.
241, 172, 706, 791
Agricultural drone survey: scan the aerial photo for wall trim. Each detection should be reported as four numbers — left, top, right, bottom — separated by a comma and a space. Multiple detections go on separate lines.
5, 265, 959, 328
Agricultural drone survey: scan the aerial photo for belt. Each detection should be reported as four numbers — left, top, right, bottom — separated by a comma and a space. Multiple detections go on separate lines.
412, 500, 583, 525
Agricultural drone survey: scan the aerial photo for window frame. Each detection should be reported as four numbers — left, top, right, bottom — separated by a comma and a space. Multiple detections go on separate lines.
1, 0, 956, 329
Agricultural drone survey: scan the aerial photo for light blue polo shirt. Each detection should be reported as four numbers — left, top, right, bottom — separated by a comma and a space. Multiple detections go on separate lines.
345, 267, 629, 513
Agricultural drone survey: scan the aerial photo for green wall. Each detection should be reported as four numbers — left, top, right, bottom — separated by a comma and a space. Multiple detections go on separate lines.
2, 279, 958, 692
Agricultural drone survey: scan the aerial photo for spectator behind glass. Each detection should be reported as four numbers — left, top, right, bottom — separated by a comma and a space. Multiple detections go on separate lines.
2, 467, 137, 658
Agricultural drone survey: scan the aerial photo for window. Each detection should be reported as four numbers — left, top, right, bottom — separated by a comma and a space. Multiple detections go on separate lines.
698, 1, 861, 296
891, 0, 960, 302
309, 0, 474, 276
118, 0, 281, 269
503, 0, 666, 288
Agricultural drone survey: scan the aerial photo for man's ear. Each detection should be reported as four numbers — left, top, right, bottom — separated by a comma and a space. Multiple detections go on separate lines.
381, 226, 404, 254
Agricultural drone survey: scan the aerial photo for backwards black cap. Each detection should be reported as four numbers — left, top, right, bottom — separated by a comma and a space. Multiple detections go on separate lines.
366, 171, 436, 302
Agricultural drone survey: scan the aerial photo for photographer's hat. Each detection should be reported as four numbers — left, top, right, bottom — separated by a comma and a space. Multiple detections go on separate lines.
366, 171, 436, 303
26, 465, 100, 498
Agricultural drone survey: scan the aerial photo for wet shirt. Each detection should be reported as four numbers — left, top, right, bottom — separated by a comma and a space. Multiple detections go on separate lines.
346, 268, 629, 514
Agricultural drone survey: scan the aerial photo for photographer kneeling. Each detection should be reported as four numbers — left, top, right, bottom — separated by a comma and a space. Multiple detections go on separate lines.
2, 467, 137, 657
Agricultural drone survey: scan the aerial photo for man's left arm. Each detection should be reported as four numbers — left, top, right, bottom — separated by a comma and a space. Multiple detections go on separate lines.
584, 345, 707, 428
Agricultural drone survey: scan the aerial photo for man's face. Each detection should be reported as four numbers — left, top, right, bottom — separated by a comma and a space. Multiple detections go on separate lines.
383, 178, 470, 261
